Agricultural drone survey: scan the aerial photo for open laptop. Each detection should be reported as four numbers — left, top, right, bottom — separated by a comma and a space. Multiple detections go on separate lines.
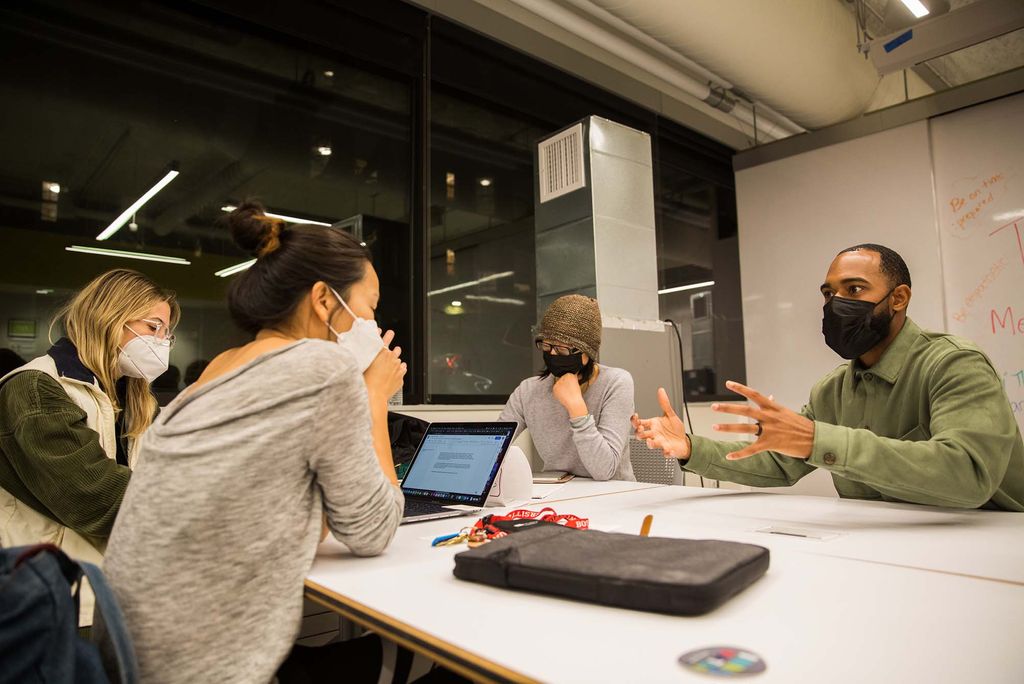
400, 422, 517, 523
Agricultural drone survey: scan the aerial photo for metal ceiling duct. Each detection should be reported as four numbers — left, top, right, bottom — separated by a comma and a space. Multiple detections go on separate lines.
581, 0, 888, 130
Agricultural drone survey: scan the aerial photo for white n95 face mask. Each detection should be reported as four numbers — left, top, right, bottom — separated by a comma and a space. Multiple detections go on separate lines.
328, 287, 384, 373
118, 328, 170, 383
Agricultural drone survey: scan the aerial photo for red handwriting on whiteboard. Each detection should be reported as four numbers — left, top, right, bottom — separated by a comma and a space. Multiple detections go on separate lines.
990, 216, 1024, 268
949, 173, 1004, 233
952, 257, 1008, 322
991, 306, 1024, 335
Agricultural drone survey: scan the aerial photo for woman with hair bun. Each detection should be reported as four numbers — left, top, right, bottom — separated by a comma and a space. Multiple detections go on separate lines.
104, 201, 406, 683
0, 268, 179, 625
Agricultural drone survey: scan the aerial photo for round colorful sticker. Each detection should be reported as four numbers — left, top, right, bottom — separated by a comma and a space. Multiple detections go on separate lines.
679, 646, 767, 677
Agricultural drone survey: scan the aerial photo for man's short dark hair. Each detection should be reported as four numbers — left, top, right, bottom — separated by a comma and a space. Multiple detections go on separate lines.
839, 243, 912, 289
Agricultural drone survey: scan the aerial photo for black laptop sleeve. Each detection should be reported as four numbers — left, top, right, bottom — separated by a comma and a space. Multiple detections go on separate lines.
453, 525, 769, 616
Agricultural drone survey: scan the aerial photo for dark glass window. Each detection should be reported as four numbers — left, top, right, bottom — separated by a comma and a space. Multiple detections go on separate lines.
0, 0, 741, 405
655, 124, 746, 400
0, 0, 417, 402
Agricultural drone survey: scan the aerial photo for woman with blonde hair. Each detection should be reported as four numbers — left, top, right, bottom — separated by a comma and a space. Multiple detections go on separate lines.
0, 268, 178, 623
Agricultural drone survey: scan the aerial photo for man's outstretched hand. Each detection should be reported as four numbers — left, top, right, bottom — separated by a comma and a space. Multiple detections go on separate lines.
632, 388, 691, 459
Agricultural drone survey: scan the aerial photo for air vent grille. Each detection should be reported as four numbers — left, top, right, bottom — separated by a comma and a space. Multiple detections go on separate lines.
538, 123, 586, 203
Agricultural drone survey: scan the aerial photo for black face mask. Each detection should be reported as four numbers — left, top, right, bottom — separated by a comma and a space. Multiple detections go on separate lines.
543, 351, 584, 377
821, 289, 895, 360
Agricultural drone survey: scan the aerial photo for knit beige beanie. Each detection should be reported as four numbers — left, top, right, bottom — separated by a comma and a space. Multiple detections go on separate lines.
535, 294, 602, 361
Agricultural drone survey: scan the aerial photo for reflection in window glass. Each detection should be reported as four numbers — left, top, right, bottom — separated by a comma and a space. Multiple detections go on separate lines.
0, 1, 413, 403
656, 130, 745, 399
428, 88, 540, 398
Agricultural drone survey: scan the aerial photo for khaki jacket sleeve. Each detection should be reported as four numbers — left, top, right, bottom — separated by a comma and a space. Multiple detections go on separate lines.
683, 404, 817, 487
807, 349, 1019, 508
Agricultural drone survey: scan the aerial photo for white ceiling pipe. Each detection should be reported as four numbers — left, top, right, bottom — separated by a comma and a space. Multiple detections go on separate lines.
561, 0, 805, 138
503, 0, 801, 141
588, 0, 883, 129
562, 0, 734, 88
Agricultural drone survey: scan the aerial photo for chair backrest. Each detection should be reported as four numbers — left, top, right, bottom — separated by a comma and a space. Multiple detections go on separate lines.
512, 428, 544, 472
629, 437, 683, 485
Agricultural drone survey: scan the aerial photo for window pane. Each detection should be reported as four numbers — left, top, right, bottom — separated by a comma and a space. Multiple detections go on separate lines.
656, 129, 746, 400
428, 87, 539, 397
0, 1, 414, 402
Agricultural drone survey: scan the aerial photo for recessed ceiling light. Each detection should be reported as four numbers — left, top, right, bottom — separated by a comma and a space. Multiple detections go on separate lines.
900, 0, 929, 18
657, 280, 715, 295
96, 169, 179, 241
451, 300, 462, 307
219, 205, 331, 227
215, 259, 257, 277
67, 245, 191, 265
35, 288, 54, 295
317, 145, 333, 157
46, 182, 61, 194
427, 271, 515, 297
479, 178, 493, 187
323, 70, 335, 78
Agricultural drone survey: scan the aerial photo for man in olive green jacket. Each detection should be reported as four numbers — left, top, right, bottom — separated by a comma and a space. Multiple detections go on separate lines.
634, 243, 1024, 511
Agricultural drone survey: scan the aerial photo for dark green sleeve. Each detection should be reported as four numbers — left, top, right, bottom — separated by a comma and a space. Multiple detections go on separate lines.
0, 372, 131, 542
807, 350, 1022, 509
683, 403, 817, 487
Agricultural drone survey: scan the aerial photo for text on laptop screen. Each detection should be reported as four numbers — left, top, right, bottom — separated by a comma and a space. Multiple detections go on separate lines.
402, 424, 512, 500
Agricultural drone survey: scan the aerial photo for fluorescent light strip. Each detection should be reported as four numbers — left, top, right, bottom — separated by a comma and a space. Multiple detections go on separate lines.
427, 271, 515, 297
464, 294, 526, 306
215, 259, 257, 277
900, 0, 929, 19
220, 205, 331, 227
658, 280, 715, 295
96, 170, 179, 241
66, 245, 191, 265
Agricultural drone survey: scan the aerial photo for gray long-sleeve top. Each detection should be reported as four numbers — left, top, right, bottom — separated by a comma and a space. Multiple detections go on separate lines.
103, 339, 404, 684
499, 365, 635, 481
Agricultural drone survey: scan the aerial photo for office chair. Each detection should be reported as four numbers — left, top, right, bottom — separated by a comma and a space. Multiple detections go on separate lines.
629, 437, 684, 485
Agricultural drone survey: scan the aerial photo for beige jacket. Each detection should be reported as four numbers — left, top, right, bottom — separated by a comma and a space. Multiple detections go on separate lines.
0, 354, 139, 625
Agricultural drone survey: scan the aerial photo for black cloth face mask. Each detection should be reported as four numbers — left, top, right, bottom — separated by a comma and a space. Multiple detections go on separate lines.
821, 288, 895, 360
543, 351, 584, 377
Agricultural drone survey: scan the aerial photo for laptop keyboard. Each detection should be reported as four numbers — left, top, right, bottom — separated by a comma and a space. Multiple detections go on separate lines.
404, 499, 448, 516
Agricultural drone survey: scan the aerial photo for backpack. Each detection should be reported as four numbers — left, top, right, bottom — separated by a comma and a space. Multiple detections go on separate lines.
0, 544, 138, 684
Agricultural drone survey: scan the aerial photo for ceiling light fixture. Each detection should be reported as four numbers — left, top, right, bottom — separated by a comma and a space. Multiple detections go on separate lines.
451, 300, 462, 307
66, 245, 191, 265
464, 294, 526, 306
317, 145, 333, 157
427, 271, 515, 297
900, 0, 930, 18
35, 288, 54, 295
323, 70, 335, 78
46, 182, 61, 194
219, 205, 331, 227
96, 169, 179, 241
658, 280, 715, 295
215, 259, 257, 277
479, 178, 493, 187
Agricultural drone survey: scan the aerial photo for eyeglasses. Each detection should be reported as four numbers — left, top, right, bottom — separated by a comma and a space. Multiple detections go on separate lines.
137, 318, 175, 347
535, 340, 579, 356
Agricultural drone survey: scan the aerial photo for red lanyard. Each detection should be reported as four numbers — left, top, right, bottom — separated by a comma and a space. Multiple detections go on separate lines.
472, 507, 589, 542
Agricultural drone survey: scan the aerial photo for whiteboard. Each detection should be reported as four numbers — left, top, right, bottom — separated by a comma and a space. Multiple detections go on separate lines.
931, 93, 1024, 435
735, 121, 945, 496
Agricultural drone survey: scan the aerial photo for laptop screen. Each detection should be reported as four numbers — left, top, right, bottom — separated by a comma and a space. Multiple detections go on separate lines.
401, 422, 517, 506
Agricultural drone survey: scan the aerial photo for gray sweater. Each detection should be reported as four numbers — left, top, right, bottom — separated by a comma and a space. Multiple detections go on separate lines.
499, 365, 635, 481
103, 340, 404, 684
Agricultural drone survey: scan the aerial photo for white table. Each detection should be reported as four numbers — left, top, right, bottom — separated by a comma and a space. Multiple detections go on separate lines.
306, 481, 1024, 683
